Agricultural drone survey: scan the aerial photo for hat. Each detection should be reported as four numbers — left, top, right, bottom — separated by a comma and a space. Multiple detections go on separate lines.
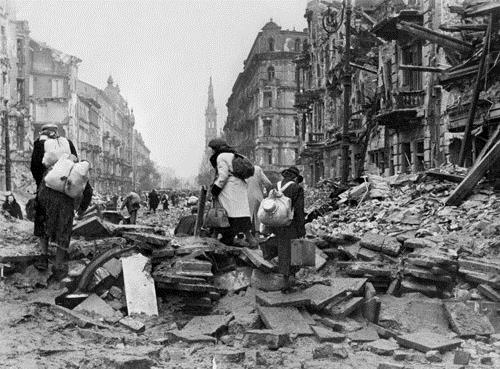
41, 123, 58, 131
208, 138, 231, 150
281, 166, 303, 183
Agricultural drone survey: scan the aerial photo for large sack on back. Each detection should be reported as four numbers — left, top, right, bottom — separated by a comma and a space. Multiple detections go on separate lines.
42, 137, 71, 167
257, 181, 294, 227
231, 154, 254, 180
44, 153, 74, 193
65, 161, 90, 198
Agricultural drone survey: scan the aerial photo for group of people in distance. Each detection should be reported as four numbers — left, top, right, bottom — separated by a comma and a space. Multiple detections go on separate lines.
207, 138, 305, 291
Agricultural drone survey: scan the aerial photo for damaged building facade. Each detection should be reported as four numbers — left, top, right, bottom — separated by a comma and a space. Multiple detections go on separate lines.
296, 0, 500, 185
224, 20, 307, 182
0, 10, 153, 193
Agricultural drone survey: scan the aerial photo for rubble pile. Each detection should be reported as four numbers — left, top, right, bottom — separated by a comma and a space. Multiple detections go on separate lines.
304, 172, 500, 304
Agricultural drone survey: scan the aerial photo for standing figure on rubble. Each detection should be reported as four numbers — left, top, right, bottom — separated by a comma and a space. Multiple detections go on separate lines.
149, 188, 159, 213
208, 138, 258, 247
30, 123, 92, 278
161, 193, 169, 211
247, 165, 272, 236
262, 166, 305, 292
121, 191, 141, 224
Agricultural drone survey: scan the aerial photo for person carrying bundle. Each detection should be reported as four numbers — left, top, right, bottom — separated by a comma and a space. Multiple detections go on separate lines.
30, 124, 92, 278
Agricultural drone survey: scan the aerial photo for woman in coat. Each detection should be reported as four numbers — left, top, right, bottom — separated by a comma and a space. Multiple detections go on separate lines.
246, 165, 272, 234
208, 138, 257, 247
263, 166, 305, 292
30, 123, 92, 277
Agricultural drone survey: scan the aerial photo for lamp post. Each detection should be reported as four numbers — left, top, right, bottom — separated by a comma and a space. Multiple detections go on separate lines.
323, 0, 352, 185
2, 102, 10, 191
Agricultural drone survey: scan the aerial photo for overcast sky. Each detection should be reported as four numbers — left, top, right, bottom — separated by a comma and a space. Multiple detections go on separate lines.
16, 0, 307, 178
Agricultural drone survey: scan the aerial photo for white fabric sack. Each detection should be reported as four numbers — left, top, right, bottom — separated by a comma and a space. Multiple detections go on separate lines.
65, 161, 90, 198
257, 181, 294, 227
44, 153, 74, 193
42, 137, 71, 167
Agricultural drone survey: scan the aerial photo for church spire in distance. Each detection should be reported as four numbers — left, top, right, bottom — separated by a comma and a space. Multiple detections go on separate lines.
205, 77, 217, 147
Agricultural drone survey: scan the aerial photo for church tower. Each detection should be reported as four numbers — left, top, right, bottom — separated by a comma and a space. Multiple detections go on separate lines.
205, 77, 218, 147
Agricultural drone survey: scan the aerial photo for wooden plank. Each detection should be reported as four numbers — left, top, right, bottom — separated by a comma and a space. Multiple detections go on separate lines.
475, 124, 500, 163
446, 139, 500, 205
399, 64, 446, 73
122, 253, 158, 316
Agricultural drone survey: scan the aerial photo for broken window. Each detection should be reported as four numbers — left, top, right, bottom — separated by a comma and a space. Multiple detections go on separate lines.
294, 116, 300, 137
267, 65, 275, 80
415, 140, 424, 171
263, 91, 272, 108
16, 118, 24, 151
268, 37, 275, 51
295, 38, 301, 52
263, 118, 272, 136
401, 142, 412, 173
267, 149, 273, 165
402, 43, 422, 90
51, 78, 64, 98
17, 78, 24, 103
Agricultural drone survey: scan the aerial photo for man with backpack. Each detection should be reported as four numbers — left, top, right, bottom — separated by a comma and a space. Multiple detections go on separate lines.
208, 138, 258, 247
260, 166, 305, 292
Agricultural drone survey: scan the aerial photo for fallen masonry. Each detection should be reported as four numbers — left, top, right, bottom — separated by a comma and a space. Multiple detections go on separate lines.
2, 165, 500, 368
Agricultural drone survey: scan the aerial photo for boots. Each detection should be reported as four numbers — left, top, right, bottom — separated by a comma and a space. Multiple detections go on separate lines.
245, 231, 259, 249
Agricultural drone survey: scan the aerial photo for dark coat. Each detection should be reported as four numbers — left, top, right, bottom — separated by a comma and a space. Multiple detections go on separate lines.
149, 190, 159, 209
2, 200, 23, 220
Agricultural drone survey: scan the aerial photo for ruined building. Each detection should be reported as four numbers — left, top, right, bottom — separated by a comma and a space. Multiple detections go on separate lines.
225, 20, 307, 182
0, 7, 153, 192
296, 0, 500, 185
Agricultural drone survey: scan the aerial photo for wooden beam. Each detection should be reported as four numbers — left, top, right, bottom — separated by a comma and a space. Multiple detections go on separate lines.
458, 15, 493, 166
475, 124, 500, 163
194, 186, 207, 237
397, 21, 474, 54
446, 137, 500, 206
399, 64, 446, 72
440, 24, 487, 32
350, 62, 377, 74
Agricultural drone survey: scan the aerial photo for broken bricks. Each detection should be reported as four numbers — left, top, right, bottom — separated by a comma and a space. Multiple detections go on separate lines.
443, 300, 495, 337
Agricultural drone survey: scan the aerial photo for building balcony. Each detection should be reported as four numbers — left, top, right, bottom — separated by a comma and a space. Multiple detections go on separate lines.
447, 98, 492, 132
294, 89, 323, 109
376, 90, 425, 128
256, 135, 299, 145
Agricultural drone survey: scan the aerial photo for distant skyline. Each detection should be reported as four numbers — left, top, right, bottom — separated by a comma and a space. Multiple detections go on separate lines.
15, 0, 307, 178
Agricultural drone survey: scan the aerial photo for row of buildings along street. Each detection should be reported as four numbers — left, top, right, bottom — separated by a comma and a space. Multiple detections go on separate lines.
223, 0, 500, 185
0, 5, 154, 194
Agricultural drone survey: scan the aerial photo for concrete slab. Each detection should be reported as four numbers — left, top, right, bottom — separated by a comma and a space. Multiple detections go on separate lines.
73, 217, 111, 238
443, 300, 495, 337
119, 316, 145, 333
74, 293, 121, 320
165, 330, 216, 344
102, 258, 122, 278
242, 248, 274, 272
121, 253, 158, 316
327, 296, 364, 317
311, 325, 346, 343
366, 339, 399, 355
182, 314, 234, 336
257, 306, 313, 336
347, 326, 380, 342
396, 332, 462, 353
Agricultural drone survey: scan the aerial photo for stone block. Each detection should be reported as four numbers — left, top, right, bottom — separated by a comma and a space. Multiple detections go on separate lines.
242, 248, 274, 272
102, 258, 122, 278
378, 363, 405, 369
312, 344, 348, 360
251, 269, 286, 291
444, 301, 495, 337
165, 330, 216, 344
478, 284, 500, 302
311, 325, 346, 343
119, 316, 145, 333
358, 248, 379, 261
214, 267, 252, 292
425, 350, 442, 363
176, 259, 213, 278
213, 350, 245, 364
257, 306, 313, 336
347, 327, 379, 342
366, 339, 399, 356
73, 217, 111, 238
360, 233, 385, 252
182, 314, 234, 337
74, 293, 121, 320
453, 350, 471, 365
396, 332, 462, 353
244, 329, 290, 349
326, 296, 364, 318
404, 238, 436, 249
